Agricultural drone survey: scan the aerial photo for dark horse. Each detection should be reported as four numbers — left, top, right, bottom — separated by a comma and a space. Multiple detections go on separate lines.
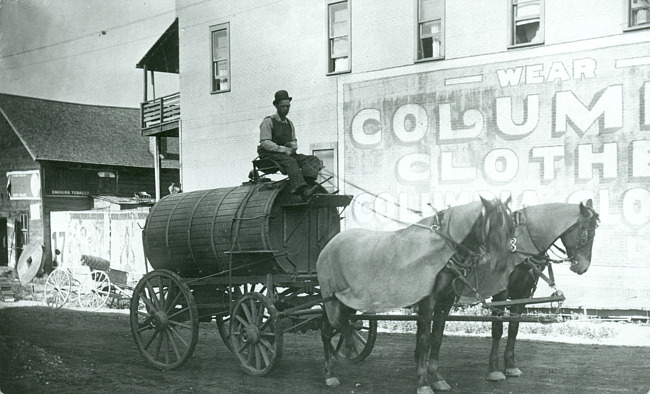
425, 200, 599, 390
317, 198, 513, 394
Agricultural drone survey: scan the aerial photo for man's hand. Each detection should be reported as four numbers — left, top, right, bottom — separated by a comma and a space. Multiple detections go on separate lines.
281, 146, 294, 155
283, 143, 297, 156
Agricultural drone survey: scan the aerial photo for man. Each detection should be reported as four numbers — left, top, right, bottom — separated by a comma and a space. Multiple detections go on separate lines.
258, 90, 323, 201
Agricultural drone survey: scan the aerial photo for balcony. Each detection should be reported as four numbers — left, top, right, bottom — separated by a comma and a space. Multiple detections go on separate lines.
140, 92, 180, 137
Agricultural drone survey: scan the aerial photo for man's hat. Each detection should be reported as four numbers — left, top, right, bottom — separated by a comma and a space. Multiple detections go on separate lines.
273, 90, 292, 105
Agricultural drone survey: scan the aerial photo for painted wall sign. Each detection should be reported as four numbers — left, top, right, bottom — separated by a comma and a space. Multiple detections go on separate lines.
343, 45, 650, 308
6, 170, 41, 200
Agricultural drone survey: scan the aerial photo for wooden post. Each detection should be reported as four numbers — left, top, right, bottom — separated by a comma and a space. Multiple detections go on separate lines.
154, 136, 161, 201
143, 65, 148, 102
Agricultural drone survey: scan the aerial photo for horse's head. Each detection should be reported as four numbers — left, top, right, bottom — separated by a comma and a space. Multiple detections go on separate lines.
561, 199, 599, 275
479, 196, 514, 270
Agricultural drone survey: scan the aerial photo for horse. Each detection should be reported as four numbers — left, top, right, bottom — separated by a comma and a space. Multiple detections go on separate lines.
316, 197, 514, 394
425, 200, 599, 390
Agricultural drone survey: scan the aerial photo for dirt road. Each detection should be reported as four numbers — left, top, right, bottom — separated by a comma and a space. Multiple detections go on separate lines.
0, 306, 648, 393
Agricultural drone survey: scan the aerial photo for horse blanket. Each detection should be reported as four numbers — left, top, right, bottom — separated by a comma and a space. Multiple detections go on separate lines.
317, 201, 485, 314
457, 203, 582, 303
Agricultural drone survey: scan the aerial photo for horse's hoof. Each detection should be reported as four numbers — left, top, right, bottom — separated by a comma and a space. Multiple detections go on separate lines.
505, 368, 523, 377
487, 371, 506, 381
325, 377, 340, 387
432, 380, 452, 391
416, 386, 435, 394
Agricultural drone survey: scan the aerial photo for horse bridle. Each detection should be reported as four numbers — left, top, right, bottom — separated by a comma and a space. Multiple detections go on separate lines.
553, 207, 599, 267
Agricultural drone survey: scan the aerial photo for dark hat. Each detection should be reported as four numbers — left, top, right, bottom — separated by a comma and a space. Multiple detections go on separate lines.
273, 90, 292, 105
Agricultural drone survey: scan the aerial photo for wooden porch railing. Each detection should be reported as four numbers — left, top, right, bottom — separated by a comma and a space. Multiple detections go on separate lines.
140, 92, 180, 129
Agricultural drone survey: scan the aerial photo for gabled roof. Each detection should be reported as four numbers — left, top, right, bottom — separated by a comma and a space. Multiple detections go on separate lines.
0, 93, 175, 169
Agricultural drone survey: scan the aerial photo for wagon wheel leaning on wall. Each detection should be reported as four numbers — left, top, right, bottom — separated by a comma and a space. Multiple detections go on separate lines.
129, 269, 199, 370
44, 268, 72, 309
229, 291, 284, 376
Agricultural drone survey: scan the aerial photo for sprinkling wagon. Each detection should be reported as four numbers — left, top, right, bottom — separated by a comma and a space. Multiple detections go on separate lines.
129, 162, 377, 373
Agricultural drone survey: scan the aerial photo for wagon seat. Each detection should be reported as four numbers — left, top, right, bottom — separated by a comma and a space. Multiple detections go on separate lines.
250, 157, 284, 182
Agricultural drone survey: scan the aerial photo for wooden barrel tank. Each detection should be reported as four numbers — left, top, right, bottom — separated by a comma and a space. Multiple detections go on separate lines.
142, 180, 344, 278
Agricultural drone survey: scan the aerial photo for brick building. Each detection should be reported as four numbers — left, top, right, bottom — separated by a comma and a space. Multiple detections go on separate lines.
145, 0, 650, 310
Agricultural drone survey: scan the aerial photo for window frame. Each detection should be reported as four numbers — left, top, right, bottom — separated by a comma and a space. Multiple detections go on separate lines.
311, 143, 338, 193
508, 0, 545, 49
415, 0, 445, 62
18, 213, 29, 246
327, 0, 351, 75
626, 0, 650, 31
210, 22, 231, 94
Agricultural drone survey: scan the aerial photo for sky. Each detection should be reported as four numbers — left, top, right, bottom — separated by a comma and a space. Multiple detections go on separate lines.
0, 0, 178, 108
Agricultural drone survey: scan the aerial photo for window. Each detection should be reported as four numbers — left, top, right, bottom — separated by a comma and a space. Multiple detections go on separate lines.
18, 213, 28, 246
311, 144, 337, 193
417, 0, 444, 60
328, 1, 350, 74
511, 0, 544, 46
629, 0, 650, 28
97, 171, 117, 196
210, 23, 230, 92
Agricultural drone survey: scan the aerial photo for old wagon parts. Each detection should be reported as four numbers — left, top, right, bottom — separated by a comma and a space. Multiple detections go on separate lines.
129, 269, 199, 370
78, 270, 111, 310
16, 242, 44, 284
44, 268, 71, 309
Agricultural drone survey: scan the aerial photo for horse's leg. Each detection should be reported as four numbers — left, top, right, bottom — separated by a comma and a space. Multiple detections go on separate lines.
339, 304, 358, 361
428, 292, 453, 391
427, 268, 456, 391
503, 301, 525, 378
502, 264, 538, 378
487, 289, 507, 382
415, 295, 435, 394
321, 300, 344, 387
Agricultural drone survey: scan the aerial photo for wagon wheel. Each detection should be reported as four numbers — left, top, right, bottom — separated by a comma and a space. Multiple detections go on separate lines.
216, 283, 266, 353
215, 315, 233, 352
329, 316, 378, 363
230, 292, 283, 376
44, 268, 71, 309
78, 270, 111, 311
130, 269, 198, 370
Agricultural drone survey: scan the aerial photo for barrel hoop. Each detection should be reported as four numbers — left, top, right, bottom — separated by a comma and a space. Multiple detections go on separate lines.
260, 185, 284, 251
187, 189, 215, 267
230, 184, 259, 253
210, 186, 238, 265
165, 192, 193, 264
142, 193, 169, 269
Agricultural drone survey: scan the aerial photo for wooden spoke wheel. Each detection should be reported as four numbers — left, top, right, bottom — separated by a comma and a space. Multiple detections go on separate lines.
216, 283, 266, 353
230, 292, 283, 376
130, 270, 198, 370
216, 315, 233, 353
78, 270, 111, 311
44, 269, 71, 309
329, 316, 377, 363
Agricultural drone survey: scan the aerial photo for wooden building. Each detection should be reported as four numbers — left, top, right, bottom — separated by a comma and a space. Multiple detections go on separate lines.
0, 93, 179, 273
